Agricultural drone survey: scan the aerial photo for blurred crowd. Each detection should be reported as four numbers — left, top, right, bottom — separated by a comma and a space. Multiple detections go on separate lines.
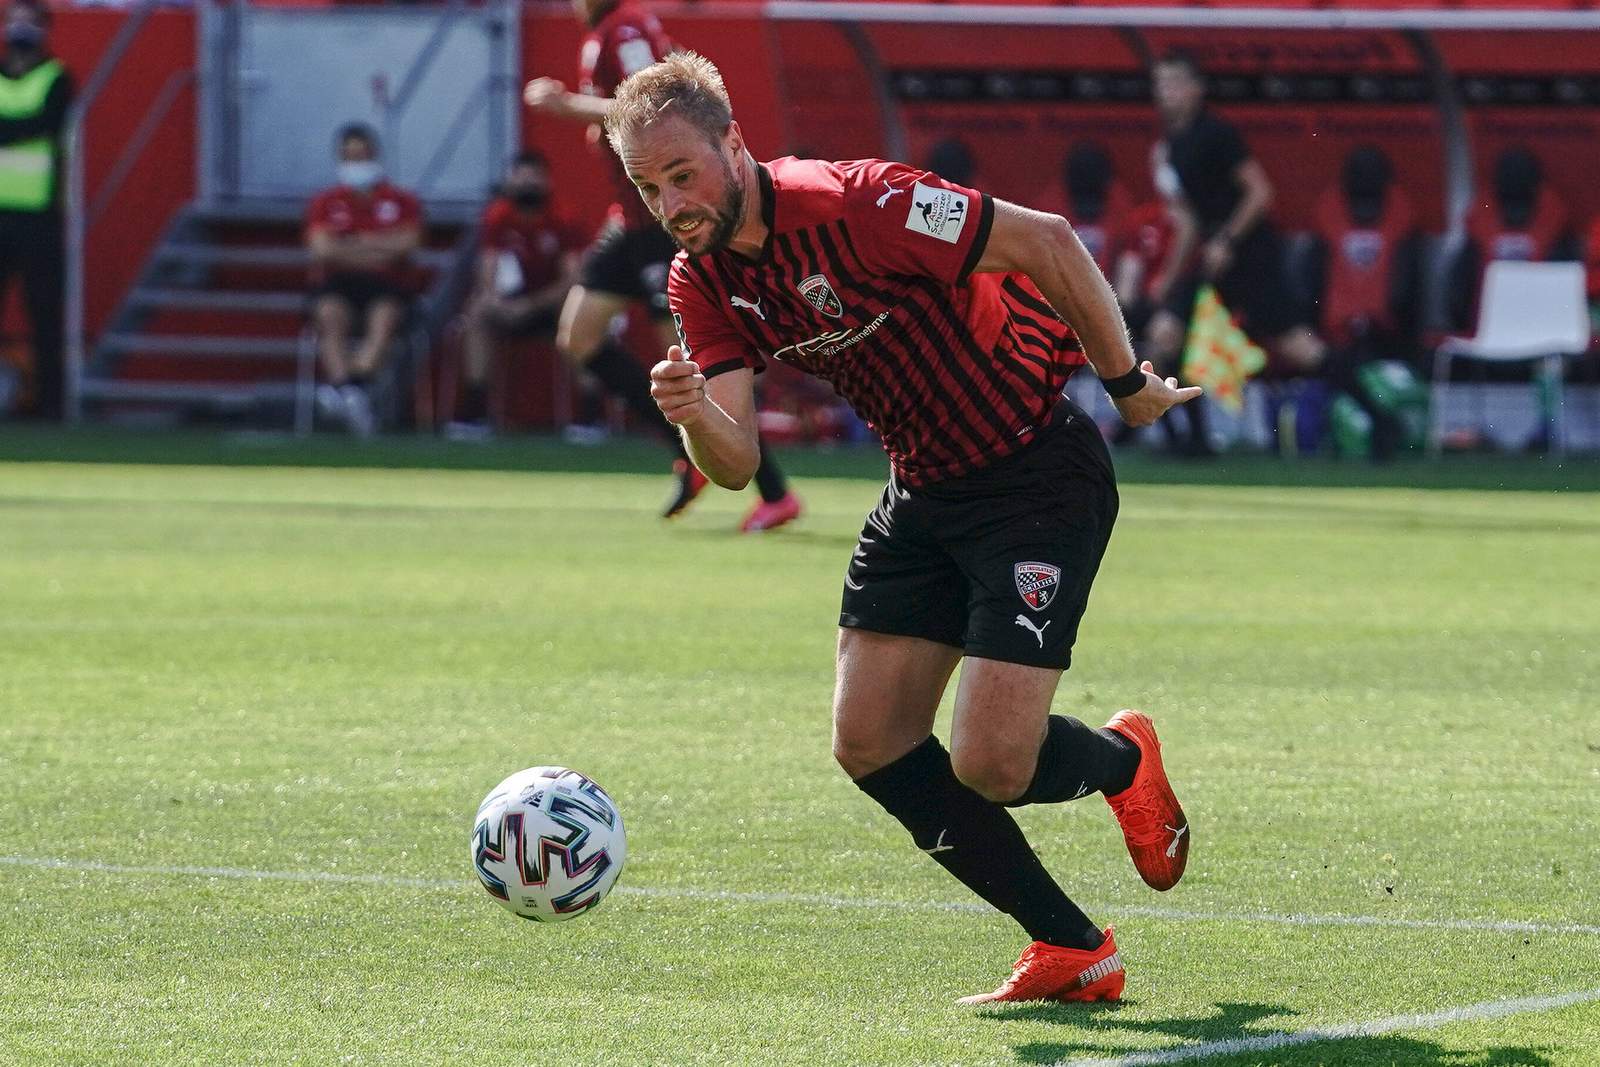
3, 0, 1598, 466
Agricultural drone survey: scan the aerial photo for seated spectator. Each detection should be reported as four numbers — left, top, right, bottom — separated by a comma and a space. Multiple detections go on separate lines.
1112, 198, 1177, 344
305, 123, 422, 436
1307, 145, 1421, 461
450, 150, 583, 440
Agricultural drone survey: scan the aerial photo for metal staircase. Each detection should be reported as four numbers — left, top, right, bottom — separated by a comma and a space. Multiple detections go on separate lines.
76, 198, 476, 428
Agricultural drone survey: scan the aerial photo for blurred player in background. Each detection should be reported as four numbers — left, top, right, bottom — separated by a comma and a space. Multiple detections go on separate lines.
450, 150, 585, 441
616, 53, 1197, 1004
523, 0, 801, 530
305, 124, 422, 437
0, 0, 71, 421
1144, 51, 1326, 456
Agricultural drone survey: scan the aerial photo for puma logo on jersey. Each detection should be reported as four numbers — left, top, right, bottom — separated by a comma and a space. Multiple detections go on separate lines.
730, 294, 765, 320
921, 829, 954, 854
875, 181, 905, 209
1013, 614, 1051, 648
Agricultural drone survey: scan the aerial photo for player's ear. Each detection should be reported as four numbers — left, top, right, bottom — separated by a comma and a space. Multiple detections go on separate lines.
723, 120, 745, 160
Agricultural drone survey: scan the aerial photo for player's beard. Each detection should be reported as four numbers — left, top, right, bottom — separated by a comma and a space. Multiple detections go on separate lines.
663, 160, 745, 257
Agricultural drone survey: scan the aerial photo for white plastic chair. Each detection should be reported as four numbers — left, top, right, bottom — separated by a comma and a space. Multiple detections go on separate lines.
1429, 260, 1591, 455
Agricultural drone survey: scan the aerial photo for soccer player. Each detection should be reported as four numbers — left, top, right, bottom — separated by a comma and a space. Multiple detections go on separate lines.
611, 53, 1198, 1004
522, 0, 801, 530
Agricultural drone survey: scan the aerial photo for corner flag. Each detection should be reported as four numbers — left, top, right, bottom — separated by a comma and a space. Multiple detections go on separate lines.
1181, 285, 1266, 412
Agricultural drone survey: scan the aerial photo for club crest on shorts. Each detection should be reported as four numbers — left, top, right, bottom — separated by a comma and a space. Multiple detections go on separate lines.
797, 273, 843, 318
1014, 561, 1061, 612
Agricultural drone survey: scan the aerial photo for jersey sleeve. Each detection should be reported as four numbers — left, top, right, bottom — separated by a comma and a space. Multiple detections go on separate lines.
395, 188, 424, 226
479, 200, 509, 248
667, 257, 764, 379
1209, 120, 1250, 174
304, 189, 333, 234
843, 160, 994, 286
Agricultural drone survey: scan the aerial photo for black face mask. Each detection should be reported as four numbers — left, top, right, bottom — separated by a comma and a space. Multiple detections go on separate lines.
5, 25, 45, 52
511, 188, 549, 211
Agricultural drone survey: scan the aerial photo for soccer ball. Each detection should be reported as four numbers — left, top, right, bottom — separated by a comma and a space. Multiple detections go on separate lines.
471, 766, 627, 922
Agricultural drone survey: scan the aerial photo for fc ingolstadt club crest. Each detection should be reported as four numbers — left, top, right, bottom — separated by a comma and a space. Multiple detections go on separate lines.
1014, 561, 1060, 612
797, 273, 843, 318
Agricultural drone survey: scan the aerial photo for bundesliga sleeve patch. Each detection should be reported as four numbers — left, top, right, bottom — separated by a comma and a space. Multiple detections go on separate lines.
904, 181, 972, 244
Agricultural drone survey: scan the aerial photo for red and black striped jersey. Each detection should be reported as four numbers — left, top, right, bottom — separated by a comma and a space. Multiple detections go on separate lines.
667, 157, 1088, 487
578, 2, 672, 230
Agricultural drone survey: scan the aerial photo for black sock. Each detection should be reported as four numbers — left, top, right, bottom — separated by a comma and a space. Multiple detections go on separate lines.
461, 384, 488, 422
1006, 716, 1140, 807
587, 342, 667, 435
855, 737, 1102, 950
752, 440, 789, 503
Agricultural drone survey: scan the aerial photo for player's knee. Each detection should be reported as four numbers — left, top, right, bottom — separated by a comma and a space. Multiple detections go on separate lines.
832, 729, 889, 780
950, 745, 1034, 804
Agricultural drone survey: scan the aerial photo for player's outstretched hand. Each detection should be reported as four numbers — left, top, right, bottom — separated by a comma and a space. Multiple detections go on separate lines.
650, 345, 706, 426
1113, 360, 1203, 428
523, 77, 569, 115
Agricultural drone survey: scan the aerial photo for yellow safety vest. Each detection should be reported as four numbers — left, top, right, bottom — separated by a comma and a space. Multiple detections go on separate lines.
0, 59, 64, 211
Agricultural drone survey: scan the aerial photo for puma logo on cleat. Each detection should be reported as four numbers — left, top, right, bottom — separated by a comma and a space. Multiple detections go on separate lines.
1165, 823, 1189, 858
1013, 614, 1051, 648
875, 181, 905, 208
921, 829, 954, 854
730, 294, 765, 320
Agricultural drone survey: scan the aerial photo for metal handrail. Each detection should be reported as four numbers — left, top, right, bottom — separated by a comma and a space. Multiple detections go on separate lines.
86, 69, 195, 229
63, 0, 163, 424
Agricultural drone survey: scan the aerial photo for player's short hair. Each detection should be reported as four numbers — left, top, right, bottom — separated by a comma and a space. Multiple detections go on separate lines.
604, 51, 733, 156
1152, 49, 1204, 80
336, 123, 380, 155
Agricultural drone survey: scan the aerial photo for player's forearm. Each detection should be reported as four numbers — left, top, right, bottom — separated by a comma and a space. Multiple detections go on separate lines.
681, 402, 760, 490
1029, 219, 1138, 379
552, 92, 612, 124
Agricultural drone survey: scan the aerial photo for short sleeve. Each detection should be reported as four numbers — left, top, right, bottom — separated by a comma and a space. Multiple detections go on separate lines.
843, 160, 994, 286
667, 258, 763, 379
396, 189, 423, 226
479, 200, 508, 248
305, 190, 332, 232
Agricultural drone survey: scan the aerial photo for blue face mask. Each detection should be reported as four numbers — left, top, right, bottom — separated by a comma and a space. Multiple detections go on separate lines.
337, 160, 383, 192
5, 24, 45, 51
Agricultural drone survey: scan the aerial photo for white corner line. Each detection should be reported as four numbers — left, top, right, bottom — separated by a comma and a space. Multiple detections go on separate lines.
1054, 985, 1600, 1067
3, 855, 1599, 940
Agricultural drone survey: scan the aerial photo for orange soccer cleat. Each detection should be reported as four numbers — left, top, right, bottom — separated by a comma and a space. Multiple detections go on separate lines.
739, 490, 803, 533
957, 928, 1125, 1005
1103, 710, 1190, 891
662, 458, 710, 519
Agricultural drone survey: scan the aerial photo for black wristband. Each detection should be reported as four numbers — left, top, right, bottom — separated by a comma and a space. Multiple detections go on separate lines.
1102, 365, 1147, 399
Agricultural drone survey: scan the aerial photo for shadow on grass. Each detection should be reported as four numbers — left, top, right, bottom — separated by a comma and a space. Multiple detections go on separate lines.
995, 1000, 1555, 1066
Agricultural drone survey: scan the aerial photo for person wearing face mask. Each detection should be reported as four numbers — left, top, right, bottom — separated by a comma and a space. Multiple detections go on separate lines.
304, 123, 423, 436
448, 150, 586, 440
0, 0, 72, 421
1306, 145, 1421, 461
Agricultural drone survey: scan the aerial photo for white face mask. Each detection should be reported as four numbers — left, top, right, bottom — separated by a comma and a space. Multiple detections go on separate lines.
338, 160, 383, 191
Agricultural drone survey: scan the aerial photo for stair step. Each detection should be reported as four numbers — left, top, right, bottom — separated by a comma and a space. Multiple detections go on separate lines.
99, 333, 303, 359
131, 288, 307, 313
158, 244, 454, 270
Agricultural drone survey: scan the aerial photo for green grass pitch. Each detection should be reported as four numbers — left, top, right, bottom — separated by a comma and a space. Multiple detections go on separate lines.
1, 435, 1597, 1065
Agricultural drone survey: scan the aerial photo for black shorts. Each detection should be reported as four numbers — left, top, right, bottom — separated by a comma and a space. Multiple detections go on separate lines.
1163, 225, 1307, 342
312, 273, 408, 315
579, 218, 676, 318
839, 399, 1119, 670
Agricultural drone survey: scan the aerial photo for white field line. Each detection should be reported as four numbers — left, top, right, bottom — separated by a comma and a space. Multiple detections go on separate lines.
4, 854, 1600, 940
1056, 985, 1600, 1067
